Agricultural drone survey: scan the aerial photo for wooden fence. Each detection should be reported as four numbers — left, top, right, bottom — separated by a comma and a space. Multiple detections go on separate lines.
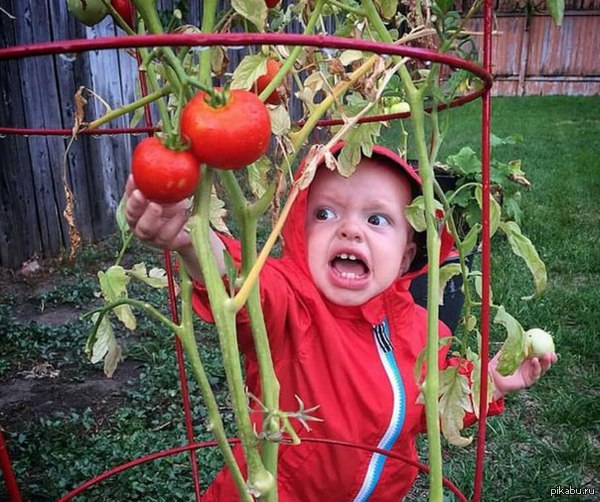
0, 1, 598, 269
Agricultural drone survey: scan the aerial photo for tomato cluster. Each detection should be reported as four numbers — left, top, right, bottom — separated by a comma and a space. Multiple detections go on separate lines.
132, 89, 272, 202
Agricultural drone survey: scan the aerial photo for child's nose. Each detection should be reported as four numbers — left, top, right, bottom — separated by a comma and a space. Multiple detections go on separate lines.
338, 221, 363, 242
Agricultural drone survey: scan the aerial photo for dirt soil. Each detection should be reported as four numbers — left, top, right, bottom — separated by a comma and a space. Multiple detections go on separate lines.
0, 259, 143, 433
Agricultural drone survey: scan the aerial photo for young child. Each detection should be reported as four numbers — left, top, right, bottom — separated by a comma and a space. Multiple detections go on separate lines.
125, 143, 556, 501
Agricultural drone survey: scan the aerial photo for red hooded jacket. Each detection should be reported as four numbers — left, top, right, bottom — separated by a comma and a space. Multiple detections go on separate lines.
193, 144, 503, 501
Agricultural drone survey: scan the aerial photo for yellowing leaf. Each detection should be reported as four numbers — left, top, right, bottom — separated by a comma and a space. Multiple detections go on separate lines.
98, 266, 136, 330
232, 0, 267, 31
494, 306, 527, 376
248, 157, 272, 199
269, 105, 291, 136
209, 190, 231, 237
85, 313, 123, 377
128, 263, 169, 289
231, 54, 268, 91
499, 221, 547, 300
439, 367, 473, 447
103, 340, 123, 378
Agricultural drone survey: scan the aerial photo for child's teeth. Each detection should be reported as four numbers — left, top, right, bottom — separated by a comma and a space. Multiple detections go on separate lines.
340, 272, 358, 279
348, 254, 357, 261
339, 253, 348, 259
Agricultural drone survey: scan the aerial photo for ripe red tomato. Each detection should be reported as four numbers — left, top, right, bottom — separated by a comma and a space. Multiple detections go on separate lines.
265, 0, 281, 7
180, 89, 272, 170
111, 0, 135, 28
132, 136, 200, 203
254, 59, 284, 105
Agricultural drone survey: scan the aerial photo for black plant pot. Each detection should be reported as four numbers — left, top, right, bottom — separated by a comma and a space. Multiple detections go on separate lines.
409, 251, 477, 334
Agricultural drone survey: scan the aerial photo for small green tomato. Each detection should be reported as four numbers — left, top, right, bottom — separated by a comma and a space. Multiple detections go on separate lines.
526, 328, 555, 358
67, 0, 108, 26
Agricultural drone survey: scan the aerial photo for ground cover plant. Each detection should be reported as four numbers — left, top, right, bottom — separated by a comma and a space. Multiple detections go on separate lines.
1, 95, 598, 500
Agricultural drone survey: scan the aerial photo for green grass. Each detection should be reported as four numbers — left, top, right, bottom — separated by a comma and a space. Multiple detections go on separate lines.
1, 96, 599, 500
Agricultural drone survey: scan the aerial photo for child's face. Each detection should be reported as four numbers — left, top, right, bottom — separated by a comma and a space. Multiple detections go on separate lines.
305, 158, 417, 306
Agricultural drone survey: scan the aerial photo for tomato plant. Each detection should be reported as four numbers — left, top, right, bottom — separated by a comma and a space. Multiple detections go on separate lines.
111, 0, 135, 28
254, 59, 285, 105
131, 136, 200, 203
66, 0, 108, 26
180, 89, 272, 170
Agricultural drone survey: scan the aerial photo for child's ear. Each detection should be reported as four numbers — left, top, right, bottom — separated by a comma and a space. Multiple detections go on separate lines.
399, 241, 417, 276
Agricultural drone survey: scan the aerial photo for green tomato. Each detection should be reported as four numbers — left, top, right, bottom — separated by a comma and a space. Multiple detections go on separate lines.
67, 0, 109, 26
526, 328, 555, 357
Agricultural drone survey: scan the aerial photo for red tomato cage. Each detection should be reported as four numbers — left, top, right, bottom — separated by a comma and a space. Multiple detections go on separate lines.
0, 2, 494, 499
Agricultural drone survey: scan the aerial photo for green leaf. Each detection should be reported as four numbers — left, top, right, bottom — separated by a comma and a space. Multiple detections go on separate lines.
490, 133, 523, 147
116, 195, 132, 253
494, 306, 528, 377
128, 263, 169, 289
499, 221, 547, 300
405, 196, 427, 232
502, 191, 523, 224
231, 54, 268, 91
547, 0, 565, 27
337, 119, 382, 177
473, 271, 493, 305
439, 367, 473, 447
447, 147, 481, 176
460, 222, 481, 256
232, 0, 268, 31
439, 263, 461, 305
374, 0, 398, 19
405, 195, 444, 233
475, 185, 501, 237
98, 266, 136, 330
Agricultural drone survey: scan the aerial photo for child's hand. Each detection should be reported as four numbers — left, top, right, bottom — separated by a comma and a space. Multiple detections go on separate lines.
124, 175, 192, 252
489, 350, 557, 400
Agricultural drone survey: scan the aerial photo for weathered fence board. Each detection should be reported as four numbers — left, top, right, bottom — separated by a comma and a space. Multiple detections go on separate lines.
469, 12, 600, 96
0, 1, 598, 269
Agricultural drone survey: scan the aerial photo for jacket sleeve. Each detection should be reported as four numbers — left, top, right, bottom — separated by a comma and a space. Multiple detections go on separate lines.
190, 233, 292, 355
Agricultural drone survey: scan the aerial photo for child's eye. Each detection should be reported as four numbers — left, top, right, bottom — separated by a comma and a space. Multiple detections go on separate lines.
316, 208, 336, 220
368, 214, 390, 226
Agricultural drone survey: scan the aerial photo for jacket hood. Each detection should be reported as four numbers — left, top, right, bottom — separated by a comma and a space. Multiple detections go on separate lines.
279, 142, 455, 298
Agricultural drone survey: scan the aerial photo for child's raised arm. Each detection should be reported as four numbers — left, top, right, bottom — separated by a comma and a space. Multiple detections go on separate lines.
124, 175, 225, 282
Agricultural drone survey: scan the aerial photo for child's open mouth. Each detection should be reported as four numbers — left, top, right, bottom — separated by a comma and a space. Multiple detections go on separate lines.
329, 253, 370, 282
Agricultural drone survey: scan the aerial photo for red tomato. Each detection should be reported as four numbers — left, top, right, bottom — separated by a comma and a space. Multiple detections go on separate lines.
111, 0, 135, 28
265, 0, 281, 7
254, 59, 284, 105
132, 137, 200, 203
180, 89, 272, 170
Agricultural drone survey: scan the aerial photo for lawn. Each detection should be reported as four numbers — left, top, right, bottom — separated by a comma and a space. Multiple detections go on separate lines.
1, 96, 598, 501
